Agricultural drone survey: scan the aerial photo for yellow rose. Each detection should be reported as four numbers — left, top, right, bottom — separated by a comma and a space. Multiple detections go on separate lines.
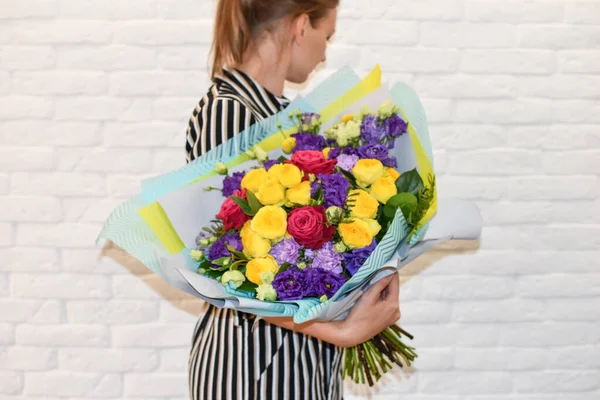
384, 167, 401, 181
363, 218, 382, 237
341, 114, 354, 124
286, 181, 312, 206
246, 256, 279, 285
268, 163, 302, 188
322, 147, 331, 159
240, 221, 252, 239
370, 177, 398, 204
242, 229, 271, 258
251, 205, 288, 240
347, 189, 379, 219
338, 219, 374, 249
282, 137, 296, 154
241, 168, 268, 193
256, 179, 285, 205
352, 159, 384, 186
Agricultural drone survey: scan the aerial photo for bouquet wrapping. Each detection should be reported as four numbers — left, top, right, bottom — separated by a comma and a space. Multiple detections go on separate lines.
97, 65, 482, 385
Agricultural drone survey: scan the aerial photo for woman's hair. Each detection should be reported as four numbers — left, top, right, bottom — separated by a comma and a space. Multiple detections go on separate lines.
210, 0, 338, 80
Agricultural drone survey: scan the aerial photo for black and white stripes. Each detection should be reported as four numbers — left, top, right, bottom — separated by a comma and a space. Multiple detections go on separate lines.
185, 68, 289, 163
188, 306, 344, 400
185, 68, 345, 399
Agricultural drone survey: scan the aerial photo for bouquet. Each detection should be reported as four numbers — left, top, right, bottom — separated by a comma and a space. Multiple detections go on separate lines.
97, 65, 483, 386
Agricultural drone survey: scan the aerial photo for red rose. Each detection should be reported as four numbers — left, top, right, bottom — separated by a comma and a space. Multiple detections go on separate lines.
287, 206, 336, 250
291, 150, 337, 176
216, 189, 251, 231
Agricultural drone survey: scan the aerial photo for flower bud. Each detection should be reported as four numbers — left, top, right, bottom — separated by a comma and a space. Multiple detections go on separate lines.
256, 283, 278, 301
325, 206, 344, 225
190, 249, 204, 261
320, 295, 328, 303
221, 270, 246, 289
253, 146, 268, 162
334, 242, 347, 253
260, 271, 275, 285
297, 262, 307, 270
209, 236, 217, 244
214, 162, 228, 175
199, 239, 210, 246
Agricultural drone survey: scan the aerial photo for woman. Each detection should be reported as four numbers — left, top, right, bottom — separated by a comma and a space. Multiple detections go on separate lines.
185, 1, 402, 399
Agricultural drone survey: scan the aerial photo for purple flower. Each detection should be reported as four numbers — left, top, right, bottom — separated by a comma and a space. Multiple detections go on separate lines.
358, 143, 389, 161
382, 156, 398, 168
292, 133, 326, 151
263, 160, 279, 171
311, 242, 343, 274
328, 147, 342, 159
336, 154, 359, 171
343, 239, 377, 276
301, 112, 320, 125
222, 171, 245, 197
310, 181, 320, 197
319, 173, 349, 208
326, 138, 337, 148
270, 237, 301, 266
361, 115, 386, 143
384, 114, 408, 139
208, 232, 243, 266
307, 267, 346, 298
342, 147, 359, 156
273, 267, 309, 300
304, 249, 316, 260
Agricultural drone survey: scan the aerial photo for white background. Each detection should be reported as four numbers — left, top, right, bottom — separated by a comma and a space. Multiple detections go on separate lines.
1, 0, 599, 399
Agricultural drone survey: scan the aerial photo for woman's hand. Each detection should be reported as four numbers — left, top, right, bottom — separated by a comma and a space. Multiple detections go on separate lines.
263, 272, 401, 348
337, 272, 401, 347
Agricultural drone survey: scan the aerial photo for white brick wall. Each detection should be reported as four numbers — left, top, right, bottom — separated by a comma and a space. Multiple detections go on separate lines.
1, 0, 599, 398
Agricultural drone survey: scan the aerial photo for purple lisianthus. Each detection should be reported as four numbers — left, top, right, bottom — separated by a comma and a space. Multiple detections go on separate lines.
310, 181, 320, 197
358, 143, 389, 161
263, 160, 279, 171
361, 115, 386, 143
292, 133, 326, 151
336, 154, 359, 171
328, 147, 342, 159
382, 156, 398, 168
342, 147, 359, 156
307, 267, 346, 298
272, 267, 309, 300
311, 242, 343, 274
319, 173, 349, 208
208, 232, 243, 266
343, 239, 377, 276
222, 171, 245, 197
384, 114, 408, 139
270, 237, 301, 266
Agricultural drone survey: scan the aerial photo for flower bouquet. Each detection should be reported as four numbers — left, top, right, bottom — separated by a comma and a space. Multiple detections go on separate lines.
97, 65, 483, 386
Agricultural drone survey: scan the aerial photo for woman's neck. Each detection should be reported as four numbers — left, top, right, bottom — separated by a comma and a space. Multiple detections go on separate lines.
235, 39, 290, 97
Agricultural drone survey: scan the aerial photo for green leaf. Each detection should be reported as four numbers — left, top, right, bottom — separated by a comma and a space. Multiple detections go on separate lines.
383, 193, 418, 220
395, 169, 424, 196
277, 262, 291, 274
225, 244, 247, 260
211, 257, 231, 266
230, 196, 255, 216
339, 168, 358, 188
237, 280, 258, 293
246, 190, 263, 214
277, 155, 288, 162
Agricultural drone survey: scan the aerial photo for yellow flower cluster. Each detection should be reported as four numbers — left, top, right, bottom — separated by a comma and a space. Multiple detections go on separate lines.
336, 159, 401, 249
239, 162, 312, 284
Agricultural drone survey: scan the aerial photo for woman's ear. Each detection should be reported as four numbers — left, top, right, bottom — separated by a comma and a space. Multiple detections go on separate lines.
292, 14, 310, 44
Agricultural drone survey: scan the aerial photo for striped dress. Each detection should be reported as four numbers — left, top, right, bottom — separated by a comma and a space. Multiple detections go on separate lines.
185, 68, 345, 400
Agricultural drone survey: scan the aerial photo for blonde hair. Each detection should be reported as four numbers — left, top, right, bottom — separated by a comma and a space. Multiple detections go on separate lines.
210, 0, 338, 80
